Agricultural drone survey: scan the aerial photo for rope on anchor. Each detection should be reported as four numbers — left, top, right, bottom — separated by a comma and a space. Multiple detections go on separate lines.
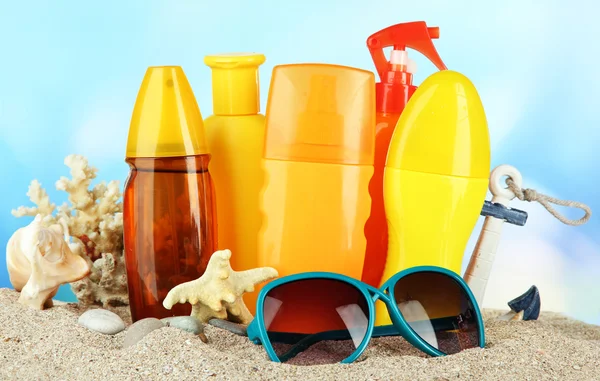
505, 178, 592, 226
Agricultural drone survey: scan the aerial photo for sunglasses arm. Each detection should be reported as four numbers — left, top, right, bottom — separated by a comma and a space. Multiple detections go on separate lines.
273, 328, 357, 362
371, 316, 459, 338
256, 314, 462, 361
259, 317, 457, 361
248, 319, 367, 362
247, 319, 262, 345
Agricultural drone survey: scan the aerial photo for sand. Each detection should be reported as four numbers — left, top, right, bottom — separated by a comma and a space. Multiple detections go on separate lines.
1, 288, 599, 381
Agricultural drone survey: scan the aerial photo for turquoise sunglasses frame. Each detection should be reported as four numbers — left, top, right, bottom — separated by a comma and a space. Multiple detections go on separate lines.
247, 266, 485, 364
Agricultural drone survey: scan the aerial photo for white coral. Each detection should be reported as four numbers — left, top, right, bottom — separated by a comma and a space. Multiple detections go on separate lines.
11, 154, 128, 307
12, 180, 56, 218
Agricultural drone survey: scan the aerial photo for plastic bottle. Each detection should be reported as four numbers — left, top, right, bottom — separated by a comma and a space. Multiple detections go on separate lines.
203, 53, 266, 315
362, 21, 448, 288
258, 63, 375, 283
123, 66, 217, 322
375, 70, 491, 326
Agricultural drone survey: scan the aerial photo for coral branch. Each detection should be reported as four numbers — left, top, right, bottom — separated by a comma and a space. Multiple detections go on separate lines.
11, 180, 56, 218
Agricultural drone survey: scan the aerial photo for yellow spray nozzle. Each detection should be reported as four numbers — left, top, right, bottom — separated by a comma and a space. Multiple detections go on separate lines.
127, 66, 208, 158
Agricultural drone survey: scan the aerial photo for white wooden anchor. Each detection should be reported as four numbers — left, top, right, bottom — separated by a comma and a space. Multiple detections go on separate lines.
464, 164, 526, 306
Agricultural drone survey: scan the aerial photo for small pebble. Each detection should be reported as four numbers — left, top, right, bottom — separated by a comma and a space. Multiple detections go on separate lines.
123, 318, 165, 348
161, 316, 205, 335
208, 318, 247, 336
78, 309, 126, 335
162, 316, 208, 343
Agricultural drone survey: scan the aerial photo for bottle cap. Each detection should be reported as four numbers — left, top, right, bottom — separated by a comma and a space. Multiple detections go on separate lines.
126, 66, 208, 158
386, 70, 490, 178
264, 63, 375, 165
204, 53, 266, 116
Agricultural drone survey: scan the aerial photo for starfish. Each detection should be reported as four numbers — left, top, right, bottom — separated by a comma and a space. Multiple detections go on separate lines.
163, 249, 278, 324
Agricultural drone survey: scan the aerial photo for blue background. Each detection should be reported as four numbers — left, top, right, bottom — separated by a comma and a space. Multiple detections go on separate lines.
1, 1, 598, 324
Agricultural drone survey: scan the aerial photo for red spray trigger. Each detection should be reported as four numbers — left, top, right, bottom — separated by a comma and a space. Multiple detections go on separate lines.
367, 21, 447, 114
367, 21, 447, 81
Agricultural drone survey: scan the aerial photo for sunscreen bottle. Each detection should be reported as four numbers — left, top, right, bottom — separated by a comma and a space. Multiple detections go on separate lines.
124, 66, 217, 322
362, 21, 447, 288
203, 53, 266, 315
258, 63, 375, 282
375, 70, 490, 326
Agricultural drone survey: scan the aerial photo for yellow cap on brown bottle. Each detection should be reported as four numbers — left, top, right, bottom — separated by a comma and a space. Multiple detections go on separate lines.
126, 66, 208, 158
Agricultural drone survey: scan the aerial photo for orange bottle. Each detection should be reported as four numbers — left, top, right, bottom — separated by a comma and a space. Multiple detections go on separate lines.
258, 64, 375, 282
123, 66, 217, 322
362, 21, 447, 288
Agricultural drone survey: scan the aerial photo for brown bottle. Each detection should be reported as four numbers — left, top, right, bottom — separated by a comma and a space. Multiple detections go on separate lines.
123, 66, 217, 322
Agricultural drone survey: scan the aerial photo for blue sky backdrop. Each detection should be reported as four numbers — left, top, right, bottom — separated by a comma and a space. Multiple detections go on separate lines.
1, 0, 598, 324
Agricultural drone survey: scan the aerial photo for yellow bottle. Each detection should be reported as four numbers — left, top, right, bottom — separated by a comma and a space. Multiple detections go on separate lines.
375, 70, 490, 326
203, 53, 266, 315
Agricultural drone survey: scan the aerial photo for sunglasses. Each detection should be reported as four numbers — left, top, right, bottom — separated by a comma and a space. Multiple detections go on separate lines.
246, 266, 485, 365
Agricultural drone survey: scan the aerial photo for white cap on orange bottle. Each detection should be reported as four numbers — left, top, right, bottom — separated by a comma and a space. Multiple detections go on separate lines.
389, 50, 417, 74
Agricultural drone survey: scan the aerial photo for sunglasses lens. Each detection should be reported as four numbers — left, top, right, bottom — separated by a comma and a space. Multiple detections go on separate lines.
262, 279, 370, 365
393, 272, 480, 354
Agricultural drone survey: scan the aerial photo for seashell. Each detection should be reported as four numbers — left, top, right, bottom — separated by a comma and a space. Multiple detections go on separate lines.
6, 215, 91, 309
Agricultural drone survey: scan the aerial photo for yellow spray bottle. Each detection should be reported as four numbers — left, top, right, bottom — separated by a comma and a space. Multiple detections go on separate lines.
203, 53, 266, 315
375, 70, 491, 326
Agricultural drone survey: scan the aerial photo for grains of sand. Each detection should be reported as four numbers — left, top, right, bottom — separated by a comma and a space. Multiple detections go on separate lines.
1, 288, 599, 380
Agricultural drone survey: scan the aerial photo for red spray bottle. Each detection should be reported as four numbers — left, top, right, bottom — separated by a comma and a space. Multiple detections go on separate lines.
362, 21, 448, 287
